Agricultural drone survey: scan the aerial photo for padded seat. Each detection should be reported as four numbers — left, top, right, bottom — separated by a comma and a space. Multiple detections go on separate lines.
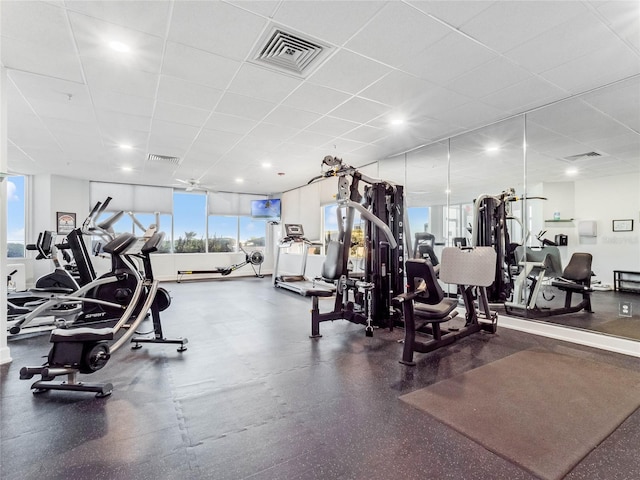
50, 327, 114, 343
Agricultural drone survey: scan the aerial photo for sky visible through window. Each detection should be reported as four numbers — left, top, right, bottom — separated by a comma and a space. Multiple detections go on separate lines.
6, 176, 25, 244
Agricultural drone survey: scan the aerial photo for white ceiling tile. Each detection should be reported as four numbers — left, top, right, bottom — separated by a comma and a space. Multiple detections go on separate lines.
263, 106, 322, 130
282, 83, 351, 115
447, 57, 531, 99
505, 12, 628, 74
359, 70, 435, 107
480, 77, 567, 114
227, 1, 280, 18
162, 42, 241, 90
83, 57, 159, 98
306, 116, 360, 137
68, 11, 165, 74
539, 43, 640, 94
1, 36, 84, 82
436, 101, 510, 130
288, 130, 334, 148
328, 97, 389, 124
203, 113, 257, 135
401, 32, 498, 86
150, 119, 200, 140
308, 49, 392, 94
64, 0, 171, 37
191, 129, 244, 155
400, 86, 472, 119
215, 93, 277, 121
157, 76, 223, 111
345, 2, 450, 68
341, 125, 385, 144
153, 101, 211, 128
273, 1, 385, 46
461, 1, 589, 54
8, 123, 61, 150
320, 138, 367, 156
581, 77, 640, 132
102, 130, 149, 149
233, 134, 281, 152
95, 110, 151, 136
244, 122, 300, 144
407, 1, 496, 28
169, 1, 267, 60
2, 1, 73, 50
28, 96, 93, 124
92, 89, 155, 117
592, 0, 640, 52
227, 63, 303, 103
7, 70, 90, 103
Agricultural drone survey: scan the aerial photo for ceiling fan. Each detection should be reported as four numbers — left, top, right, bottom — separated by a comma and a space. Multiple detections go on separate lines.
173, 178, 214, 192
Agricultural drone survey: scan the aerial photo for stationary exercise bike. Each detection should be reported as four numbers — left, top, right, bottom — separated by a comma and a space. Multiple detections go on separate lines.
8, 230, 149, 335
19, 231, 187, 398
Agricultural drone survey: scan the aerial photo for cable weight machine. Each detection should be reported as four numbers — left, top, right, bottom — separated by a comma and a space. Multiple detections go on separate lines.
306, 156, 405, 337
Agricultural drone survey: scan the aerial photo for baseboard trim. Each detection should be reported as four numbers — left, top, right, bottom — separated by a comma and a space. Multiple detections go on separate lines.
499, 314, 640, 358
0, 346, 12, 365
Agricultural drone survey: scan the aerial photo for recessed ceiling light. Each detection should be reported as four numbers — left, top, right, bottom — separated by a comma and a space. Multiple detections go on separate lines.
235, 178, 244, 183
485, 145, 500, 153
390, 117, 405, 126
121, 166, 133, 172
566, 167, 578, 176
109, 41, 130, 53
262, 162, 272, 169
119, 144, 133, 150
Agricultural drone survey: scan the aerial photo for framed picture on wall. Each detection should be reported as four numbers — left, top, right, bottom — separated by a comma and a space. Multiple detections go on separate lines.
612, 219, 634, 232
57, 212, 76, 235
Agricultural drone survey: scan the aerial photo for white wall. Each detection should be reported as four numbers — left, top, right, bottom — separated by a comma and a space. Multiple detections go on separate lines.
27, 174, 90, 285
1, 60, 11, 364
574, 174, 640, 284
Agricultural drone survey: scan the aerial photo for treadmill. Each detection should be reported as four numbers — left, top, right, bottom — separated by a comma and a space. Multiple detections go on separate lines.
272, 224, 335, 296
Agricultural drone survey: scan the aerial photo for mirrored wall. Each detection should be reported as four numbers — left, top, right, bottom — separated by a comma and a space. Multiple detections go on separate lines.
376, 75, 640, 341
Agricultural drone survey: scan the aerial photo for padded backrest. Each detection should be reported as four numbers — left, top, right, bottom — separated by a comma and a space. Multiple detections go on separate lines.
321, 241, 344, 281
102, 233, 137, 255
439, 247, 497, 287
405, 259, 444, 305
416, 244, 439, 266
513, 246, 563, 278
562, 253, 592, 284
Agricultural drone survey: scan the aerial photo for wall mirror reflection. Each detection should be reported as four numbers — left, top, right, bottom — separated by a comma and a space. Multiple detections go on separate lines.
397, 75, 639, 342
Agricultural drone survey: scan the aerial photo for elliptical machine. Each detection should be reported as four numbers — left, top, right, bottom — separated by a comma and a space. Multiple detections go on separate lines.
19, 231, 187, 398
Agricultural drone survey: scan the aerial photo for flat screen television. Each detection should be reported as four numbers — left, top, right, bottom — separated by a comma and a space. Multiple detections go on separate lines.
251, 199, 281, 219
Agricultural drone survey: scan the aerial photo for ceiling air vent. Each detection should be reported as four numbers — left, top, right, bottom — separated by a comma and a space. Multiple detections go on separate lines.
562, 151, 604, 162
147, 153, 181, 166
252, 27, 330, 76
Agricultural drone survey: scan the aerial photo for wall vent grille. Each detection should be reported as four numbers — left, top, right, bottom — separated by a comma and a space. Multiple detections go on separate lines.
147, 153, 181, 165
563, 151, 604, 162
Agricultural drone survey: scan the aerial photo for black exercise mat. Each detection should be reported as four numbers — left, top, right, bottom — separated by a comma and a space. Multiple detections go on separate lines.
400, 349, 640, 480
592, 318, 640, 341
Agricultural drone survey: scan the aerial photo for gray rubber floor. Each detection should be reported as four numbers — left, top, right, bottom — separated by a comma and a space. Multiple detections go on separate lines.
2, 276, 639, 480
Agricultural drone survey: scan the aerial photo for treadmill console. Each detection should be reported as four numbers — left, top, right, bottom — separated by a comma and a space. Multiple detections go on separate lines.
285, 224, 304, 238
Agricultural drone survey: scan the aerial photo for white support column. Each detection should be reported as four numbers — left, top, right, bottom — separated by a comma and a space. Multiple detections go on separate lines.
1, 56, 13, 363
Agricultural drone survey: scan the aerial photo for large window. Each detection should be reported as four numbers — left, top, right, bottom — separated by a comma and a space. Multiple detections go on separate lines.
407, 206, 431, 237
239, 217, 266, 250
322, 204, 363, 255
6, 175, 26, 258
173, 192, 207, 253
207, 215, 237, 252
89, 183, 268, 254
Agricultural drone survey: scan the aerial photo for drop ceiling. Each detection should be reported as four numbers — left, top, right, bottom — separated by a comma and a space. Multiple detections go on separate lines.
1, 0, 639, 196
